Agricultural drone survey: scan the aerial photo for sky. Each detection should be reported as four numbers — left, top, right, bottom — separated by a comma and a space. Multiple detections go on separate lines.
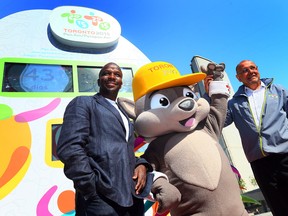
1, 0, 288, 91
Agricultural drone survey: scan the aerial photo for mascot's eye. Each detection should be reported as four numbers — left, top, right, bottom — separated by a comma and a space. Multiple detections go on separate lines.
150, 93, 170, 109
183, 88, 198, 99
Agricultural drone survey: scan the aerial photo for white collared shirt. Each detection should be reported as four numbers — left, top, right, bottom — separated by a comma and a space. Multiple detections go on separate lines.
245, 81, 266, 127
106, 98, 129, 141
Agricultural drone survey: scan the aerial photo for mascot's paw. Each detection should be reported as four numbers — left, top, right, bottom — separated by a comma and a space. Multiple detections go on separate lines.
201, 62, 225, 81
152, 177, 181, 214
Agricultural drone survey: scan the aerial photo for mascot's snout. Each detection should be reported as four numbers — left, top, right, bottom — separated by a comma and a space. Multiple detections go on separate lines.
179, 98, 194, 111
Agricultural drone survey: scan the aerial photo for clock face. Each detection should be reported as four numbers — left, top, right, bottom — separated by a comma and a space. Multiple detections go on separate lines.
19, 64, 72, 92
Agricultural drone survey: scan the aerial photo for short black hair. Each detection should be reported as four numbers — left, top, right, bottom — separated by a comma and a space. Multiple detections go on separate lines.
99, 62, 121, 77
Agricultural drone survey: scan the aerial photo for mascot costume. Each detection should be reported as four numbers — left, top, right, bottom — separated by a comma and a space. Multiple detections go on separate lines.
118, 61, 248, 215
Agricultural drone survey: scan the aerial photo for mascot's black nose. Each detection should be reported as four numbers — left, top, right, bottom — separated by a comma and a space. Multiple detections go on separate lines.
179, 99, 194, 111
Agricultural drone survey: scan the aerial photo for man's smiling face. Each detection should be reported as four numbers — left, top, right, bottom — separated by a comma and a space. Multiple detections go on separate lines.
98, 63, 123, 100
236, 60, 260, 90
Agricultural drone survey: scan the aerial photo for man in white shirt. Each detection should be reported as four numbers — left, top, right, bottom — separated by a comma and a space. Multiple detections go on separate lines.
206, 60, 288, 216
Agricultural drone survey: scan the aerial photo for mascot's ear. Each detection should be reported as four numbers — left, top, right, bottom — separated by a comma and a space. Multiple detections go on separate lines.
117, 97, 136, 120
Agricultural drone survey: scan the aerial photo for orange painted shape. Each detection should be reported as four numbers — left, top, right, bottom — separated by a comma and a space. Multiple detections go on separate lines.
57, 190, 75, 214
0, 146, 30, 187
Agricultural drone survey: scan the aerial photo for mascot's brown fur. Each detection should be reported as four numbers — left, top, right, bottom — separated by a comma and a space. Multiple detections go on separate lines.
118, 61, 248, 215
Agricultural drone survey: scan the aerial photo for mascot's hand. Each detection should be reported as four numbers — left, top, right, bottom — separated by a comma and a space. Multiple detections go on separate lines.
201, 62, 225, 81
203, 62, 229, 96
152, 177, 181, 214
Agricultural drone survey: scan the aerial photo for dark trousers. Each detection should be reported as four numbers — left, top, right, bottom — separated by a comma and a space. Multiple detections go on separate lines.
251, 153, 288, 216
75, 191, 144, 216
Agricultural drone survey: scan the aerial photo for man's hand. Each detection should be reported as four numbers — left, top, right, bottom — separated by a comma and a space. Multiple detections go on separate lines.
133, 164, 147, 195
204, 74, 214, 93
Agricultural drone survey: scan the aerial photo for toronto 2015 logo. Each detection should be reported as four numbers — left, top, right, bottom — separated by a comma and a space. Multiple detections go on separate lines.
60, 9, 111, 30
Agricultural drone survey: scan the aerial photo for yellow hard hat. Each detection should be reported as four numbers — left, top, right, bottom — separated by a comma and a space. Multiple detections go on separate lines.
132, 61, 206, 101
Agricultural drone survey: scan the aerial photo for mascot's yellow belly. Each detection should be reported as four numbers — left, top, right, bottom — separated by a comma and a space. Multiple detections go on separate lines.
164, 130, 221, 190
